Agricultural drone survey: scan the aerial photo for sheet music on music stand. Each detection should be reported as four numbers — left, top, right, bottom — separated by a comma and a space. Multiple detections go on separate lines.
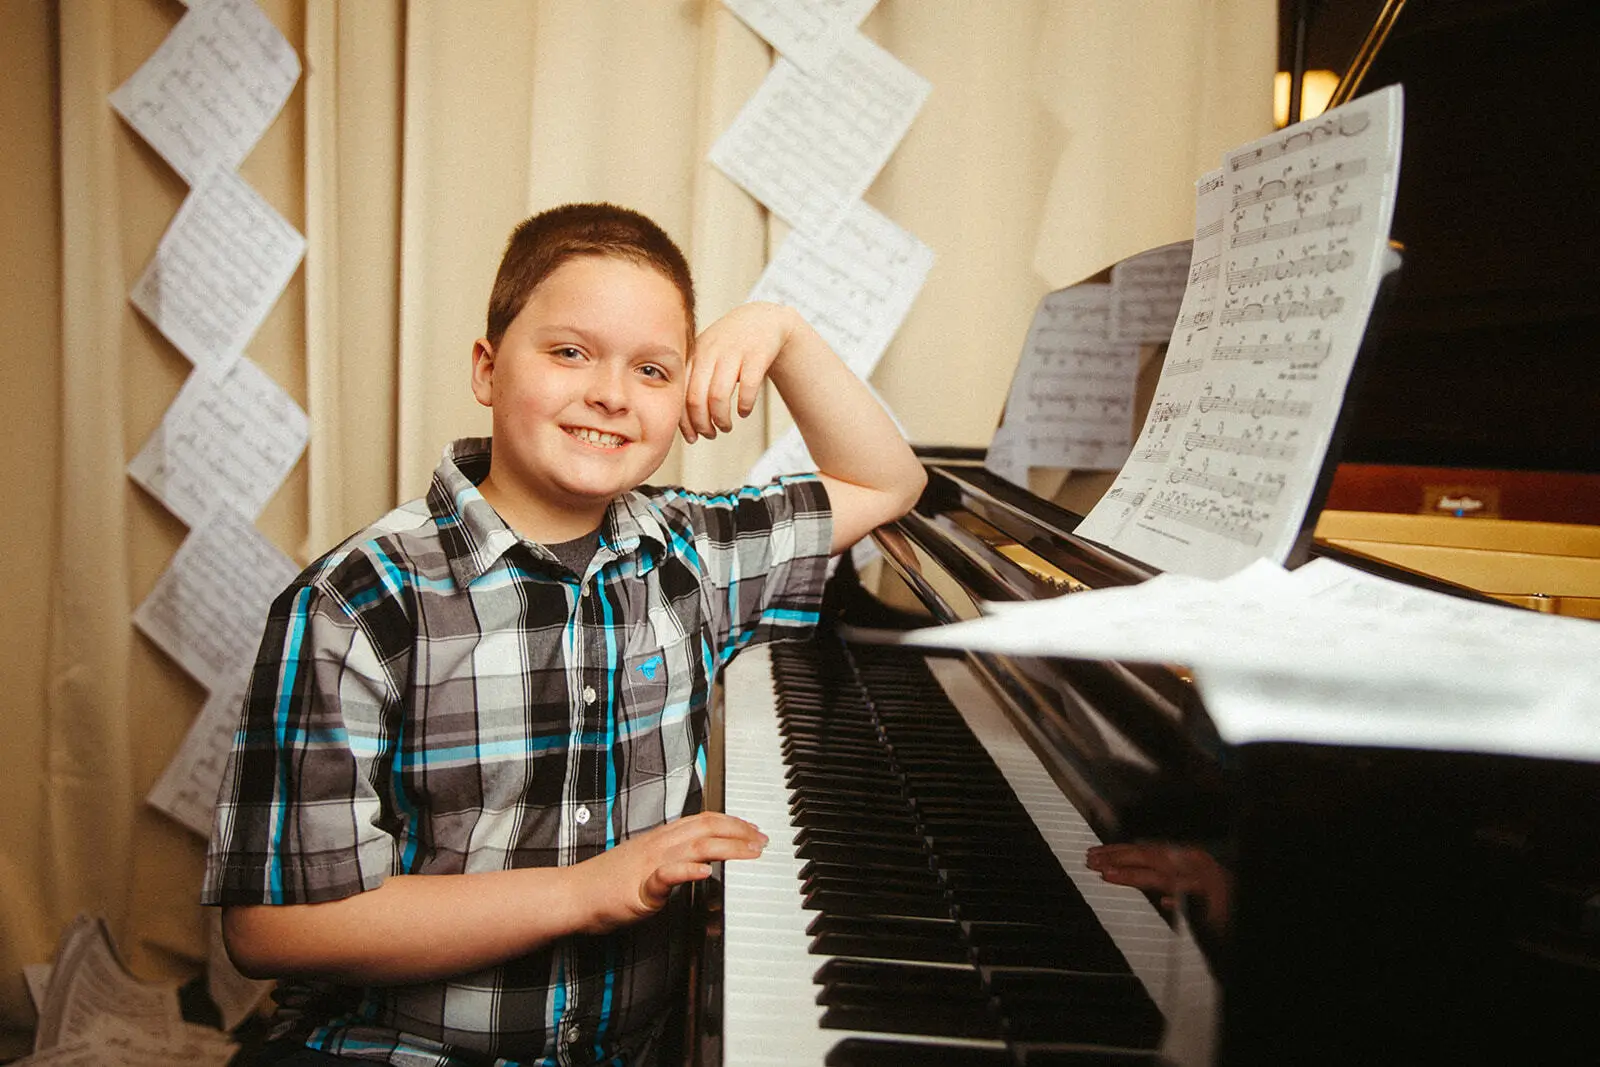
1075, 85, 1405, 579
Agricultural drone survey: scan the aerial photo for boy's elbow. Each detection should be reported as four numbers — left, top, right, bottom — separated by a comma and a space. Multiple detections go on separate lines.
893, 461, 927, 518
221, 905, 295, 980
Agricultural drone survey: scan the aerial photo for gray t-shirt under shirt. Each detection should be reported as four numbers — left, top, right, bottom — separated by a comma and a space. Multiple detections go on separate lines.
544, 528, 600, 577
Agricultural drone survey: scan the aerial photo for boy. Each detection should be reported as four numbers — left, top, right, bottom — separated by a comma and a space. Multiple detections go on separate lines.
202, 203, 926, 1066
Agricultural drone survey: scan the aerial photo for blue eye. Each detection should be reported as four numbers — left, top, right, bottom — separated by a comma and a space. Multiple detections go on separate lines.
554, 346, 585, 361
639, 364, 668, 381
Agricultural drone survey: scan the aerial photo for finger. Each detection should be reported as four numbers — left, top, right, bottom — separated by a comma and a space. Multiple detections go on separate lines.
679, 410, 697, 445
640, 863, 713, 911
736, 368, 762, 419
706, 359, 744, 434
682, 351, 719, 439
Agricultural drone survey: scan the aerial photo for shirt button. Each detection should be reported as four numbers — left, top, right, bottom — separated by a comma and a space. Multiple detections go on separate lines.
581, 585, 591, 598
565, 1025, 581, 1043
582, 685, 597, 705
574, 805, 591, 826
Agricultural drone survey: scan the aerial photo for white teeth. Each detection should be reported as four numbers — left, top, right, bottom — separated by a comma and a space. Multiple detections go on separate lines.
567, 427, 625, 448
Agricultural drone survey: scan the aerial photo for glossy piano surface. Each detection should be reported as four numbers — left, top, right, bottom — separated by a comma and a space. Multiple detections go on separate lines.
696, 456, 1600, 1066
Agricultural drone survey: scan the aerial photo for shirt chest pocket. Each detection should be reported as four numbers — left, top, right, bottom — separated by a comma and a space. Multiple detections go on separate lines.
617, 610, 697, 781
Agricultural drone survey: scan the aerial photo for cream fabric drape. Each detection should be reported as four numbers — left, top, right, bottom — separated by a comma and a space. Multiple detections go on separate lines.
1, 0, 1272, 1054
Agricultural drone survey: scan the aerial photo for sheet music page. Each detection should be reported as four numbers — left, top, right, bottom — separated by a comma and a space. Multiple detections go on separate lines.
721, 0, 852, 72
708, 32, 930, 238
896, 556, 1600, 762
132, 506, 299, 692
748, 200, 933, 380
1077, 170, 1228, 542
982, 419, 1030, 487
816, 0, 878, 24
32, 917, 182, 1053
128, 357, 309, 527
18, 1017, 237, 1067
145, 668, 250, 838
1110, 240, 1193, 344
108, 0, 301, 185
1089, 87, 1405, 577
129, 168, 306, 374
995, 284, 1139, 472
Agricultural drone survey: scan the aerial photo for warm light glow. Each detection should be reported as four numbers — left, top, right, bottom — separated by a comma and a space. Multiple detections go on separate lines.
1274, 69, 1341, 128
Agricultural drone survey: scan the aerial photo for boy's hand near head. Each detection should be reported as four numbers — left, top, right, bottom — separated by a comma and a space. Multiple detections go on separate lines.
683, 301, 927, 553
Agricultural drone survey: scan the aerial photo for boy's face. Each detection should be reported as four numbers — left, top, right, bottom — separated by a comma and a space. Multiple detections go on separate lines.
471, 255, 690, 529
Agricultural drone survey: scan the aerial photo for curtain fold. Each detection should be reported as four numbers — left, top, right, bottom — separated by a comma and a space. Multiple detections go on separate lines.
1, 1, 1274, 1054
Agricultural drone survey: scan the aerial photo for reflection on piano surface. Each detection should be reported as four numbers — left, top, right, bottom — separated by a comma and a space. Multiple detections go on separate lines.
692, 457, 1600, 1065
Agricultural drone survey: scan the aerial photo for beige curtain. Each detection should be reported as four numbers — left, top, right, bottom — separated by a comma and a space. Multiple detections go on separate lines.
0, 0, 1272, 1054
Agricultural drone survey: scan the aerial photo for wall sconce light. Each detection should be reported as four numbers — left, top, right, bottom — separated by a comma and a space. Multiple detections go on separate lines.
1274, 69, 1341, 128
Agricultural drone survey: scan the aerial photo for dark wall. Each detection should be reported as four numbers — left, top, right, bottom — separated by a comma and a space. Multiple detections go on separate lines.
1285, 0, 1600, 472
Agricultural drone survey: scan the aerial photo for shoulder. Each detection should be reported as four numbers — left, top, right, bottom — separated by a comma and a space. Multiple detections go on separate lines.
282, 497, 447, 622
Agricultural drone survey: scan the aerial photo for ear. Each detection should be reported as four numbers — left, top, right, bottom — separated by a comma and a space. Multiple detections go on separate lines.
470, 338, 495, 408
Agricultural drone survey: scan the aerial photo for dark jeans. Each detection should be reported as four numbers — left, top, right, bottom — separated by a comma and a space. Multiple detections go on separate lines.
251, 1041, 350, 1066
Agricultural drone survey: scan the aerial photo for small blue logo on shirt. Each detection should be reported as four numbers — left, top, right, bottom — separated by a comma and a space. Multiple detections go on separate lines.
636, 655, 663, 681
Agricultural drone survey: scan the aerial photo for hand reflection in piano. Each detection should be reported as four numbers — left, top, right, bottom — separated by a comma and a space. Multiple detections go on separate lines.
1086, 842, 1233, 938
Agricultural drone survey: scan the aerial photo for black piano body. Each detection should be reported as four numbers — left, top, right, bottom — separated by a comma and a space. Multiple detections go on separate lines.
691, 458, 1600, 1065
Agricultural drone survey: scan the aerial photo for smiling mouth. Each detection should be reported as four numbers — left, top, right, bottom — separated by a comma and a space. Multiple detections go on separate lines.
565, 426, 627, 449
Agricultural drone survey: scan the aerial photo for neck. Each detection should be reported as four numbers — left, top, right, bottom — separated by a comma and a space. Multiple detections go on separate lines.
476, 472, 609, 543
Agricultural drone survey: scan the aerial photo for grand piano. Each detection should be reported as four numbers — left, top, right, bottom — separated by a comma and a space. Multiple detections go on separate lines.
692, 1, 1600, 1063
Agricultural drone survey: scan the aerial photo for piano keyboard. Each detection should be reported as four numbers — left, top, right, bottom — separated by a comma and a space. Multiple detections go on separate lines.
719, 638, 1214, 1066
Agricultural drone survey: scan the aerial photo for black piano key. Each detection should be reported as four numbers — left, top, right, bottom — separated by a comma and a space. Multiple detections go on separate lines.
807, 914, 969, 963
815, 963, 1000, 1039
967, 922, 1130, 973
805, 887, 952, 920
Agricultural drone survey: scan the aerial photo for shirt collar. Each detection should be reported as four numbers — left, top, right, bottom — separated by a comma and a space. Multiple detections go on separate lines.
427, 437, 670, 589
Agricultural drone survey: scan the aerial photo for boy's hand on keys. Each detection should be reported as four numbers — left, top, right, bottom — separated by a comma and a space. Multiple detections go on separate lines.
575, 812, 768, 932
681, 302, 802, 443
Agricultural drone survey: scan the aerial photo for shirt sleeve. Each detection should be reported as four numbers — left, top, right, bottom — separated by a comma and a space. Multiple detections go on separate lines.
201, 548, 415, 906
664, 474, 833, 667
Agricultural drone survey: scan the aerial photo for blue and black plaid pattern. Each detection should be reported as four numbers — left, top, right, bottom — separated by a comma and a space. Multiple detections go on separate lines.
203, 438, 831, 1066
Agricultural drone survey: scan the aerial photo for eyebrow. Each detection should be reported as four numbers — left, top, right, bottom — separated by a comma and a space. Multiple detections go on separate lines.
541, 324, 685, 366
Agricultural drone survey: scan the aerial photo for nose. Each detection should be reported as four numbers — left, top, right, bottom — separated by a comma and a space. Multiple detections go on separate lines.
584, 359, 629, 414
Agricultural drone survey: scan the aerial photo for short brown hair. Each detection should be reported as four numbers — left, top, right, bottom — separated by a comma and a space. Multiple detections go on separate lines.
484, 203, 695, 347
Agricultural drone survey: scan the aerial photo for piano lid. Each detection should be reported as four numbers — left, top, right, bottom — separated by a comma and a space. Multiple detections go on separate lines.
1308, 0, 1600, 474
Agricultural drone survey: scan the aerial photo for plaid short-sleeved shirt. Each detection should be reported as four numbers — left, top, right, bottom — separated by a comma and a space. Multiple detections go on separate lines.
202, 438, 832, 1066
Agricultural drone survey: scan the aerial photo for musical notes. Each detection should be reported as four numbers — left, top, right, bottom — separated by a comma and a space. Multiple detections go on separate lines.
1231, 204, 1363, 248
1225, 249, 1353, 289
1075, 169, 1230, 544
747, 199, 933, 381
709, 31, 930, 238
1217, 295, 1344, 325
132, 506, 299, 692
1181, 430, 1298, 461
127, 356, 309, 527
1226, 108, 1374, 172
1077, 86, 1404, 578
1210, 340, 1331, 364
992, 285, 1139, 474
1110, 241, 1192, 344
129, 167, 306, 373
109, 0, 300, 185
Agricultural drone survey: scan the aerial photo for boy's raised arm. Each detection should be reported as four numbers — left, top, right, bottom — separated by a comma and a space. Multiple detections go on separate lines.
682, 303, 927, 554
